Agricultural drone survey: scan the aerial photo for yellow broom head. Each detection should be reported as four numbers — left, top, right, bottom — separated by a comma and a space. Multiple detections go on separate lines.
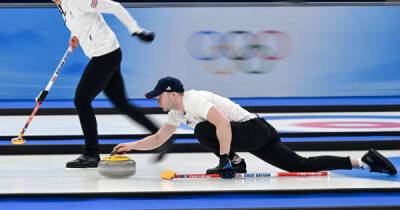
160, 170, 176, 180
11, 137, 25, 145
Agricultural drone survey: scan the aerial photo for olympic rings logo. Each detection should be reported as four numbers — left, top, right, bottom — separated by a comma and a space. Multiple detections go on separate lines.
186, 30, 292, 74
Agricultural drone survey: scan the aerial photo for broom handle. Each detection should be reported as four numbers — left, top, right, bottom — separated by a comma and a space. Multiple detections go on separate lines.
174, 171, 329, 179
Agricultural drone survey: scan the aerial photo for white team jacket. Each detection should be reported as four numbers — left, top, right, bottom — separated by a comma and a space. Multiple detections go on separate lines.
59, 0, 143, 58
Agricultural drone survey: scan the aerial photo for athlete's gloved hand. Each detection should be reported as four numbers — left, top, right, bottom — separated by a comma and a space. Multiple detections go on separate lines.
132, 30, 155, 43
218, 154, 235, 179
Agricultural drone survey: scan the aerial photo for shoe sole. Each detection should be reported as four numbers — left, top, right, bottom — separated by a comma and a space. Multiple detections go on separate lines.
65, 167, 98, 170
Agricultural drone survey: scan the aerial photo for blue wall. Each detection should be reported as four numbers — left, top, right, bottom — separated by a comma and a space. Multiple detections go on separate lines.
0, 6, 400, 100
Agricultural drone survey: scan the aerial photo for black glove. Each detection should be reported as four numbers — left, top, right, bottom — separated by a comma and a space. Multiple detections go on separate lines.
218, 154, 235, 179
132, 31, 155, 43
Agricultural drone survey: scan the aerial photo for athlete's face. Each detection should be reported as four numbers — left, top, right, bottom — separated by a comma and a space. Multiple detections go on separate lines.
52, 0, 61, 5
156, 92, 174, 112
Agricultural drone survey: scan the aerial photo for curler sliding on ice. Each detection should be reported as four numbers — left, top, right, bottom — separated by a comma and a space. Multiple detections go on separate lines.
114, 77, 398, 179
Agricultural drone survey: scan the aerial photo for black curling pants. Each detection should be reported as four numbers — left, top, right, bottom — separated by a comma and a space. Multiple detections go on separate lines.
194, 118, 352, 172
74, 48, 158, 156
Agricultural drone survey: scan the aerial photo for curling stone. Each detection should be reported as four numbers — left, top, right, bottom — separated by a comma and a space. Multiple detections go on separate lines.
98, 155, 136, 178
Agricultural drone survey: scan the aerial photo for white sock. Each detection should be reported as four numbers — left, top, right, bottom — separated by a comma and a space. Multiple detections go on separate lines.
358, 158, 370, 170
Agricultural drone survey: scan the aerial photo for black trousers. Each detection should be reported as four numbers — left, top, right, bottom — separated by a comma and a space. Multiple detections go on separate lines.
75, 48, 158, 156
194, 118, 352, 172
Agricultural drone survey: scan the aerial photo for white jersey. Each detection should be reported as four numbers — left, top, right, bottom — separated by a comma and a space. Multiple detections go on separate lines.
166, 90, 257, 128
58, 0, 143, 58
